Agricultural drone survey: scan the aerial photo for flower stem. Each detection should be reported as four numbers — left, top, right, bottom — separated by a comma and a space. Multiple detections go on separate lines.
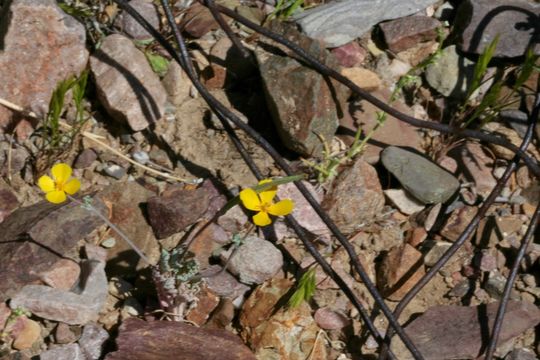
67, 195, 151, 265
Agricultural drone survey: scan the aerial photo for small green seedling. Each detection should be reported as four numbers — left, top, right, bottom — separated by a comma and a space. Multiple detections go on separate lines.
288, 267, 317, 308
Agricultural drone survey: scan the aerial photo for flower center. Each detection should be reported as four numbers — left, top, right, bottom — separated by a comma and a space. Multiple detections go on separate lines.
55, 180, 66, 192
259, 201, 272, 213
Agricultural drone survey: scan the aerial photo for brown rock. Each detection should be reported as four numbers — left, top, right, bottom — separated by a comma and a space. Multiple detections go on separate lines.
180, 2, 220, 38
391, 301, 540, 359
0, 0, 88, 134
186, 285, 220, 326
162, 61, 191, 106
204, 265, 251, 300
114, 0, 159, 40
73, 148, 97, 169
11, 317, 41, 350
0, 180, 18, 224
204, 37, 255, 89
90, 34, 167, 131
331, 41, 367, 67
380, 15, 440, 53
378, 243, 425, 301
105, 317, 256, 360
350, 89, 423, 164
147, 182, 213, 239
0, 199, 106, 301
54, 323, 79, 344
314, 307, 351, 330
97, 182, 159, 273
39, 258, 80, 290
322, 158, 385, 234
453, 142, 497, 198
440, 206, 478, 242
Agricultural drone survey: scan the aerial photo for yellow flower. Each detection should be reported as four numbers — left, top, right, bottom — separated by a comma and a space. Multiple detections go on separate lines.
239, 179, 294, 226
37, 163, 81, 204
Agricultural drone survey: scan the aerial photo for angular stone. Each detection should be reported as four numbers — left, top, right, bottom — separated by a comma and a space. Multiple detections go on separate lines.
381, 146, 460, 204
340, 67, 381, 91
0, 0, 88, 134
180, 2, 220, 38
40, 344, 85, 360
162, 61, 191, 106
331, 42, 366, 68
97, 182, 159, 273
425, 45, 476, 99
54, 323, 79, 344
348, 89, 422, 164
204, 265, 251, 300
115, 0, 159, 40
10, 259, 108, 325
204, 37, 255, 89
227, 237, 283, 285
380, 15, 440, 53
322, 158, 385, 234
454, 142, 497, 198
79, 323, 109, 360
456, 0, 540, 58
293, 0, 438, 47
186, 285, 220, 326
11, 317, 41, 350
391, 301, 540, 360
147, 182, 213, 239
0, 180, 18, 223
0, 199, 106, 301
506, 348, 537, 360
384, 189, 425, 215
39, 258, 80, 290
90, 34, 167, 131
256, 22, 348, 156
73, 148, 97, 169
440, 206, 478, 242
105, 317, 256, 360
378, 243, 425, 301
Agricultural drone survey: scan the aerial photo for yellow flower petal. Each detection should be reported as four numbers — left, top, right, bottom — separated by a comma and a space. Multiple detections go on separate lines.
268, 199, 294, 216
240, 188, 261, 211
51, 163, 72, 184
46, 190, 67, 204
37, 175, 55, 193
258, 179, 277, 205
253, 211, 271, 226
63, 178, 81, 195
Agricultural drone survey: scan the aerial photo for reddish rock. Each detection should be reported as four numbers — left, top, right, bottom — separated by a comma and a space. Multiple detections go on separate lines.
180, 2, 220, 38
350, 89, 422, 164
331, 42, 366, 67
391, 301, 540, 359
204, 37, 255, 89
0, 199, 106, 301
379, 15, 440, 53
186, 285, 220, 326
453, 143, 497, 198
105, 317, 256, 360
322, 158, 385, 234
0, 0, 88, 134
0, 180, 18, 224
10, 316, 42, 350
314, 307, 351, 330
97, 182, 159, 273
378, 243, 425, 301
147, 181, 214, 239
440, 206, 478, 242
90, 34, 167, 131
73, 148, 97, 169
39, 258, 80, 290
114, 0, 159, 40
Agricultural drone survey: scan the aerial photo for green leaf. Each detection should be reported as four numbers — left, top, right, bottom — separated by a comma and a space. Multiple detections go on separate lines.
145, 52, 169, 77
288, 267, 317, 308
467, 35, 499, 100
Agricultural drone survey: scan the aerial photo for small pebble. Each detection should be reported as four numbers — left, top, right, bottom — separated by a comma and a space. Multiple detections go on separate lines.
101, 237, 116, 248
131, 151, 150, 165
103, 164, 126, 179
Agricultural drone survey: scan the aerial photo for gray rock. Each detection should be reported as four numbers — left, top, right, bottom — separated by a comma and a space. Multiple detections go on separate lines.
293, 0, 438, 47
79, 323, 109, 360
381, 146, 460, 204
203, 265, 251, 300
90, 34, 167, 131
131, 150, 150, 165
227, 237, 283, 285
391, 301, 540, 360
322, 158, 385, 234
40, 343, 85, 360
103, 163, 126, 179
384, 189, 425, 215
379, 15, 440, 53
74, 148, 97, 169
10, 259, 108, 325
115, 0, 159, 40
505, 348, 538, 360
425, 45, 476, 99
423, 241, 452, 267
0, 0, 88, 134
456, 0, 540, 58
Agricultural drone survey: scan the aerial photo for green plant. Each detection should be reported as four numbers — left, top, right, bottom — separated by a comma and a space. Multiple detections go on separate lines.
288, 267, 316, 308
145, 51, 170, 77
268, 0, 305, 21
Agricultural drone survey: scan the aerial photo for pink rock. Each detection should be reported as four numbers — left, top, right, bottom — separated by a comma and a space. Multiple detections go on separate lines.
314, 307, 350, 330
90, 34, 167, 132
457, 142, 497, 198
331, 42, 366, 67
379, 15, 440, 53
0, 181, 18, 224
39, 258, 80, 290
0, 0, 88, 134
11, 316, 42, 350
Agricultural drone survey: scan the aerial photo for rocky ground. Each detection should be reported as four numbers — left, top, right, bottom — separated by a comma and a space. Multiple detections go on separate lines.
0, 0, 539, 359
